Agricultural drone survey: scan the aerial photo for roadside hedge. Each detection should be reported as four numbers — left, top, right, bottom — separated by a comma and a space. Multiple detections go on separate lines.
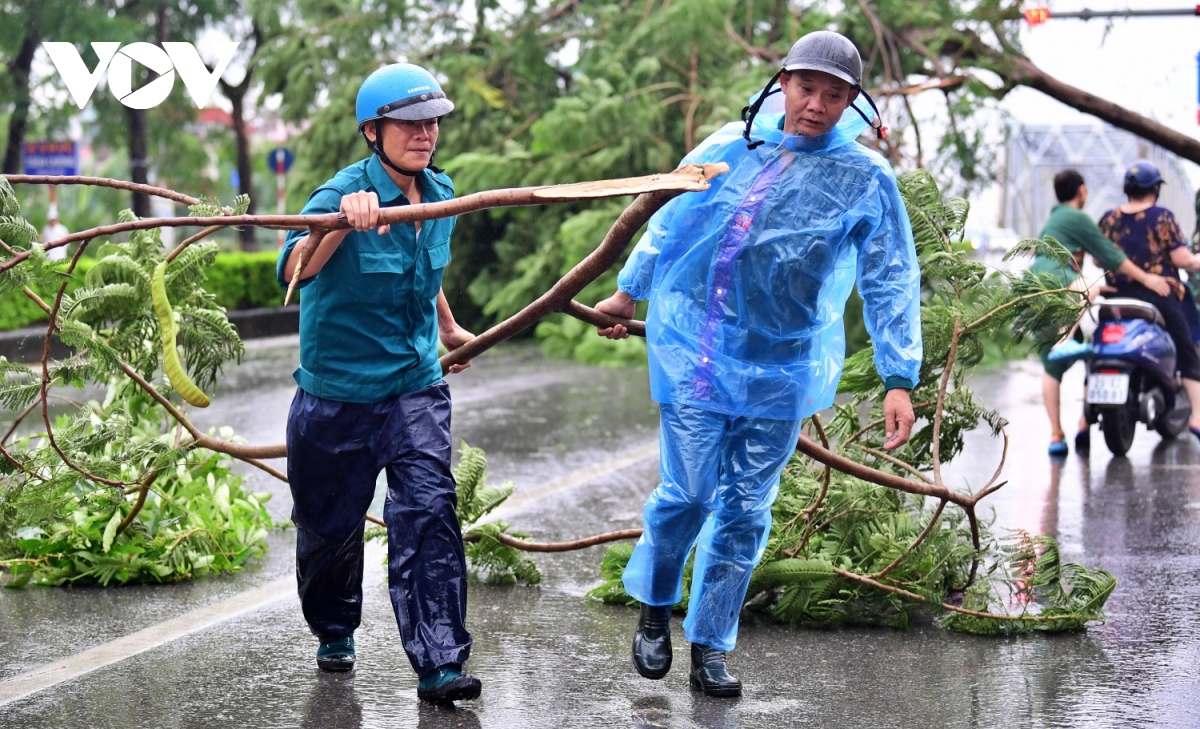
0, 250, 287, 332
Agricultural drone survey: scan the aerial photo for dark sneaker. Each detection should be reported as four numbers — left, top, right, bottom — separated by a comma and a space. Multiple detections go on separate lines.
1075, 429, 1090, 455
316, 635, 355, 673
417, 666, 482, 704
689, 643, 742, 697
632, 602, 673, 679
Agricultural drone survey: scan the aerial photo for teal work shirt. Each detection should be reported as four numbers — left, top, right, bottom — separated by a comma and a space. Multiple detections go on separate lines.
276, 156, 455, 403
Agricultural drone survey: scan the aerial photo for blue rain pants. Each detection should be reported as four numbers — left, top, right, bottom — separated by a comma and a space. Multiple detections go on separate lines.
286, 382, 471, 676
623, 402, 802, 652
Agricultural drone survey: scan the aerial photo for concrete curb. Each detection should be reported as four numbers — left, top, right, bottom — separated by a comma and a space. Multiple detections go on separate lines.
0, 306, 300, 364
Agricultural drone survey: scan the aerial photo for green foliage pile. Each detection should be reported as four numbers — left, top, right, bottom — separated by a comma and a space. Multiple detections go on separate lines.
0, 180, 273, 587
0, 393, 275, 587
368, 442, 541, 586
0, 250, 287, 333
590, 170, 1116, 634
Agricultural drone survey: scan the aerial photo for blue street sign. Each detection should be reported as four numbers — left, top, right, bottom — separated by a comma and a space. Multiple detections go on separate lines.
267, 147, 294, 173
23, 141, 78, 176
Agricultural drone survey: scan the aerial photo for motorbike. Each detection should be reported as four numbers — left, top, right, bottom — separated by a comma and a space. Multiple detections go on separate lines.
1081, 297, 1191, 456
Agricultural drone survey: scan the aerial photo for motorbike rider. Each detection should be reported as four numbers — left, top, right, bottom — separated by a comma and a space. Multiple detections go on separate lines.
1030, 169, 1170, 456
277, 63, 481, 703
593, 30, 922, 696
1098, 160, 1200, 438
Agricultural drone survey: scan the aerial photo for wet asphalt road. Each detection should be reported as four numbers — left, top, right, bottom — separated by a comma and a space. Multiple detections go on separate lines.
1, 340, 1198, 728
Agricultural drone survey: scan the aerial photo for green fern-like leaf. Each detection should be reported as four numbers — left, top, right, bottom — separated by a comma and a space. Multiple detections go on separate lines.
0, 216, 39, 250
0, 177, 20, 217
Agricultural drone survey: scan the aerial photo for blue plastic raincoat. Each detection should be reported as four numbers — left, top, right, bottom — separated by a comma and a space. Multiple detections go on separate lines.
618, 105, 923, 419
620, 99, 923, 652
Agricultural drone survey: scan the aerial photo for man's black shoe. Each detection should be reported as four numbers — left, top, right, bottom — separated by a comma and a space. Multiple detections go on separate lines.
316, 635, 355, 673
417, 666, 482, 704
632, 602, 673, 679
689, 643, 742, 697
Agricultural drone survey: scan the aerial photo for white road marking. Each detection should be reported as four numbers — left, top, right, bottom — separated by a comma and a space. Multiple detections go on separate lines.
0, 577, 295, 708
0, 439, 660, 706
483, 440, 659, 521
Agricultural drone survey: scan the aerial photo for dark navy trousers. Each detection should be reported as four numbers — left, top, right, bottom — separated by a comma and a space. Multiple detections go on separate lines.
286, 382, 471, 676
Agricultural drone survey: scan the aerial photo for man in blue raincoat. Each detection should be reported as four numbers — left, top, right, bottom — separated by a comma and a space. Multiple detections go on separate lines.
277, 63, 481, 703
595, 31, 922, 696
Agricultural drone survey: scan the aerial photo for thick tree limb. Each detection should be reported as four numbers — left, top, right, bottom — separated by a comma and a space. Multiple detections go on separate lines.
438, 165, 728, 371
563, 300, 647, 337
1005, 55, 1200, 166
283, 164, 726, 305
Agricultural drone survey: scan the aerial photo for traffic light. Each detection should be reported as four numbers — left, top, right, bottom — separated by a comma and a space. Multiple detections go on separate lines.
1024, 7, 1051, 25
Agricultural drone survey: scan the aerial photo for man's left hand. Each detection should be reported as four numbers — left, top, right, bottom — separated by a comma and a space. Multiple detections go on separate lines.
441, 325, 476, 374
883, 388, 915, 450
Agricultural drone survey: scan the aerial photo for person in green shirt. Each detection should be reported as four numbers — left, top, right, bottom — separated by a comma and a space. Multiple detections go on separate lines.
1032, 169, 1170, 456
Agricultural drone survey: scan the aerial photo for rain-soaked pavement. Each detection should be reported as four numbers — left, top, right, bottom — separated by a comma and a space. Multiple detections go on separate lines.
1, 339, 1198, 728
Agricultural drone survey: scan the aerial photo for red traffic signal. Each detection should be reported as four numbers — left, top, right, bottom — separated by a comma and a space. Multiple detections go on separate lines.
1024, 7, 1051, 25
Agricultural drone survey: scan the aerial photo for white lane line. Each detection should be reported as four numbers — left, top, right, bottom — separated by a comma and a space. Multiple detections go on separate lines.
0, 576, 295, 708
483, 440, 659, 521
0, 439, 660, 706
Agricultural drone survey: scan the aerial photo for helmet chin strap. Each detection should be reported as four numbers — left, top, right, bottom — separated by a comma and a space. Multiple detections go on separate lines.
742, 73, 889, 148
365, 120, 426, 177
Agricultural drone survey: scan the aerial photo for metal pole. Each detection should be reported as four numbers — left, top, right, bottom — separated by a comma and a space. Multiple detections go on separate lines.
1032, 6, 1200, 21
276, 156, 285, 248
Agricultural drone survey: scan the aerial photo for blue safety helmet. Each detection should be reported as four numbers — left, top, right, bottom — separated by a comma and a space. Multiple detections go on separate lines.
356, 63, 454, 175
356, 63, 454, 127
1124, 160, 1164, 189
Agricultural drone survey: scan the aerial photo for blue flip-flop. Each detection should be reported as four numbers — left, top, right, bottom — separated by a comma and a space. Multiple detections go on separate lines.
1047, 339, 1092, 363
1048, 440, 1068, 456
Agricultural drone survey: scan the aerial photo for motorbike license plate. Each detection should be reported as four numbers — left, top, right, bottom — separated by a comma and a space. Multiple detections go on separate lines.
1087, 374, 1130, 405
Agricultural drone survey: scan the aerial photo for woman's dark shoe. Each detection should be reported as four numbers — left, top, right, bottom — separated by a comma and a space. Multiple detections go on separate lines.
417, 665, 482, 704
632, 602, 673, 679
689, 644, 742, 697
316, 635, 355, 673
1074, 428, 1090, 455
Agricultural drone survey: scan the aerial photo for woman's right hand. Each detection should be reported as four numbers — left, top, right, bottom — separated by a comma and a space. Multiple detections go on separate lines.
341, 191, 390, 235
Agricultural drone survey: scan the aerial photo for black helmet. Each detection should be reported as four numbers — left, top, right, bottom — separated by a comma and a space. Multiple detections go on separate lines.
781, 31, 863, 87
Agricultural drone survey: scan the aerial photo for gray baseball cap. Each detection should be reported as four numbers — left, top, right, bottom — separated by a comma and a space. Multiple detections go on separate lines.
781, 31, 863, 87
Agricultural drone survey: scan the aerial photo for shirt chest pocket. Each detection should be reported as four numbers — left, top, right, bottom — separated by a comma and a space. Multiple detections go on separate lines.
357, 243, 413, 305
418, 238, 450, 299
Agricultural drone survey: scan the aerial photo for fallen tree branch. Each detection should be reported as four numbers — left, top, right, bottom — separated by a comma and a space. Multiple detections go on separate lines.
438, 164, 728, 372
564, 300, 647, 337
831, 566, 1077, 623
465, 528, 644, 552
283, 164, 726, 304
363, 512, 644, 552
2, 175, 202, 207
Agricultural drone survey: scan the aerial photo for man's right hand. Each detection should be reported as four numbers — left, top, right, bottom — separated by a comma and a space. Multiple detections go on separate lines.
342, 191, 390, 235
1142, 272, 1171, 298
594, 291, 636, 339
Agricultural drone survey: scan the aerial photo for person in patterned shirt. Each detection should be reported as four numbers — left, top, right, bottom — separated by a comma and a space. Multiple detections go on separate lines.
1098, 160, 1200, 436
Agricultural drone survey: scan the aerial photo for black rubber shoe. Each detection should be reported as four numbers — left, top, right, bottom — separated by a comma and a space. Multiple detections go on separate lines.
632, 603, 673, 679
689, 643, 742, 697
316, 635, 355, 673
417, 668, 482, 704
